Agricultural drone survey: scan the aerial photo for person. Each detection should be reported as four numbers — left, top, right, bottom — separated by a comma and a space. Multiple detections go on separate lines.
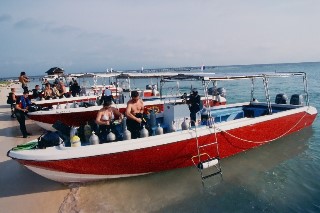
32, 85, 42, 100
187, 89, 201, 126
181, 92, 188, 103
101, 87, 114, 105
8, 88, 17, 118
58, 81, 66, 98
70, 81, 81, 97
95, 100, 123, 142
125, 91, 145, 139
15, 91, 32, 138
43, 83, 54, 100
19, 71, 30, 93
52, 83, 61, 98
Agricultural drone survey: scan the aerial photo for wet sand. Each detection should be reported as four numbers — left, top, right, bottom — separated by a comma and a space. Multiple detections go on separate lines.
0, 85, 69, 213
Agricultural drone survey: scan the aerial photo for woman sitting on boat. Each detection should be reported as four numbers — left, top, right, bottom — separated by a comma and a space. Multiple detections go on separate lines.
43, 83, 54, 100
95, 100, 123, 143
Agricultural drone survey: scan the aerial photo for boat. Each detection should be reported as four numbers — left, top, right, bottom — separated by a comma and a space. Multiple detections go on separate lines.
8, 72, 316, 183
27, 72, 226, 131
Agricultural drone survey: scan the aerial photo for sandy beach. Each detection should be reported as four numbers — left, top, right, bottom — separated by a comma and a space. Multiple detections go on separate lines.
0, 84, 70, 213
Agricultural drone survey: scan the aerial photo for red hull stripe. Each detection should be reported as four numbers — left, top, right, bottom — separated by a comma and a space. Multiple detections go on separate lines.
17, 112, 316, 176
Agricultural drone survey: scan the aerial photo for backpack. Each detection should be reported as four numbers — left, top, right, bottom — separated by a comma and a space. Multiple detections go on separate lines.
7, 93, 14, 104
37, 131, 63, 149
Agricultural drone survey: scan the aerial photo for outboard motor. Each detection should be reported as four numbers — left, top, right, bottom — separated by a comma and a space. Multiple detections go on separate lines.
290, 94, 304, 105
217, 87, 226, 98
275, 93, 288, 104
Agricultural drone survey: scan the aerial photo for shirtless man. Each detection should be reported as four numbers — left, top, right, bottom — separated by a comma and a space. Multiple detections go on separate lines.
19, 71, 30, 93
125, 91, 144, 139
96, 100, 123, 142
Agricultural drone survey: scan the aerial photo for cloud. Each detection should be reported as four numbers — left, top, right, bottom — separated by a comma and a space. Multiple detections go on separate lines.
42, 24, 81, 34
14, 17, 40, 29
0, 14, 12, 22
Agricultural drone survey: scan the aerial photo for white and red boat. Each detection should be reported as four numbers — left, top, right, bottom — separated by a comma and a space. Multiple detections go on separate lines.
8, 72, 316, 183
27, 72, 226, 130
27, 96, 223, 131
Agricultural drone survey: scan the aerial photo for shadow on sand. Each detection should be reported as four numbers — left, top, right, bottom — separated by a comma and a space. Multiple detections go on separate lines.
0, 160, 67, 198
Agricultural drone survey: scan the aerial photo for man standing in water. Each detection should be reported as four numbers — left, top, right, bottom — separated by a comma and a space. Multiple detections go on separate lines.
125, 91, 144, 139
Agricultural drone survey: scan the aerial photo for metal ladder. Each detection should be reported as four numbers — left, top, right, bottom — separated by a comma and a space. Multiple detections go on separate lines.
191, 122, 222, 183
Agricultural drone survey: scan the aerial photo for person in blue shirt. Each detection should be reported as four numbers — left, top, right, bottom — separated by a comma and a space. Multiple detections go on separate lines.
15, 91, 32, 138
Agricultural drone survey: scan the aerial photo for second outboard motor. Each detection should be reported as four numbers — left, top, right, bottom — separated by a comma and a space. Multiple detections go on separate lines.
217, 87, 226, 98
275, 93, 288, 104
290, 94, 304, 105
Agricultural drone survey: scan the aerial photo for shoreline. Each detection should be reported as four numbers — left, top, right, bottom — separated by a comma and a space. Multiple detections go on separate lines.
0, 85, 70, 213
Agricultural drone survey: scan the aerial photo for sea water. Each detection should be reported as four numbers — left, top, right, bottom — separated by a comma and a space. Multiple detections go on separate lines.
15, 63, 320, 212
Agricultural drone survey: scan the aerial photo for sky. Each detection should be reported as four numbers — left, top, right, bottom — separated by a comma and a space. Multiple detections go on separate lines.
0, 0, 320, 77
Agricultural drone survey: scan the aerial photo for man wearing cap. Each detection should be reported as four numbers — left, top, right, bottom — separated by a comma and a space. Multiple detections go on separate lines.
15, 91, 32, 138
188, 89, 201, 126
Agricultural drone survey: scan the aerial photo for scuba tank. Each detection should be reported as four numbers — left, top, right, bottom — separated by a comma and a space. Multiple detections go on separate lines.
155, 123, 163, 135
70, 126, 78, 139
149, 109, 157, 129
106, 129, 116, 142
123, 126, 131, 140
196, 112, 201, 126
74, 101, 79, 108
169, 121, 176, 132
84, 122, 92, 143
65, 102, 70, 109
89, 131, 100, 145
56, 103, 61, 109
181, 117, 189, 130
122, 116, 127, 130
70, 135, 81, 147
140, 125, 149, 138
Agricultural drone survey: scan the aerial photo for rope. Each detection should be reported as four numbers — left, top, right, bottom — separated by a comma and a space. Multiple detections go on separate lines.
215, 109, 309, 144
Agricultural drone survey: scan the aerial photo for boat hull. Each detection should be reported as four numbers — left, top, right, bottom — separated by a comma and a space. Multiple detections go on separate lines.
10, 106, 317, 183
